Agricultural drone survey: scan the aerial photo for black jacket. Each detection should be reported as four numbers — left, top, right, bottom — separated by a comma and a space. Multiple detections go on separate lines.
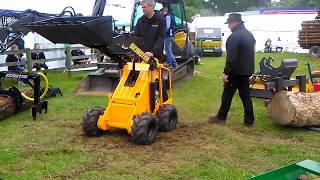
71, 49, 85, 57
6, 54, 18, 71
31, 52, 46, 60
224, 23, 256, 76
134, 12, 164, 59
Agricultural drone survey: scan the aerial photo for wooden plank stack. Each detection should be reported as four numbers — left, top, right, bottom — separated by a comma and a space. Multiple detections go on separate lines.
298, 20, 320, 49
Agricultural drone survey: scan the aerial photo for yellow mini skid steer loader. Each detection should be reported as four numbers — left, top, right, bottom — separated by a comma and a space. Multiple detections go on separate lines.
82, 43, 178, 145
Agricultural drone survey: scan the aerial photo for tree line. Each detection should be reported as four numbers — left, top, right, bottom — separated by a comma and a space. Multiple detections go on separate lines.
184, 0, 320, 20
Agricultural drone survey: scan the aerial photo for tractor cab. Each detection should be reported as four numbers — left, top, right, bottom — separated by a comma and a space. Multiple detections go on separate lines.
195, 27, 223, 57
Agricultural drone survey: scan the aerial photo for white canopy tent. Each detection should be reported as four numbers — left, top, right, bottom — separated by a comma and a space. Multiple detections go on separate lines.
190, 13, 317, 53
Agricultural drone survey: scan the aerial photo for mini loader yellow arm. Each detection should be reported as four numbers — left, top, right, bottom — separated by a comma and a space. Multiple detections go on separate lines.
82, 43, 178, 145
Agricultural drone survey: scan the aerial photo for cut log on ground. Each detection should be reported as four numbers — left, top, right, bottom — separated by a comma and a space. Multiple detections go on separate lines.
268, 91, 320, 127
0, 86, 62, 120
0, 89, 34, 120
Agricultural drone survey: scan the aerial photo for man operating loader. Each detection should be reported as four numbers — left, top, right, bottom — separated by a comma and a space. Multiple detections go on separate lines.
134, 0, 164, 60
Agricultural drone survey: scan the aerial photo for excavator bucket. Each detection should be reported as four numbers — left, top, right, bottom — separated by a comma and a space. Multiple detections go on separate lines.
75, 63, 120, 96
24, 16, 113, 47
23, 16, 119, 96
75, 56, 194, 96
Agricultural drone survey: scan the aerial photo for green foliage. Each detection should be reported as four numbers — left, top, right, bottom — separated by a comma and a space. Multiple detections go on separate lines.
183, 0, 320, 19
276, 0, 320, 7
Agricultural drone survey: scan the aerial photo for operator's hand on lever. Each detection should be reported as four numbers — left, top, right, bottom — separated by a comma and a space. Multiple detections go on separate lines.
145, 52, 154, 57
222, 73, 229, 84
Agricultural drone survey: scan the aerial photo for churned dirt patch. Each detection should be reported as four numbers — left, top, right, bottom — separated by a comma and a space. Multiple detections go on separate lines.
54, 120, 219, 178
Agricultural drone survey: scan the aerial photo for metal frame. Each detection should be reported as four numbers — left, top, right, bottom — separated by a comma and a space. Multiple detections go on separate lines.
0, 71, 48, 120
249, 159, 320, 180
250, 75, 307, 99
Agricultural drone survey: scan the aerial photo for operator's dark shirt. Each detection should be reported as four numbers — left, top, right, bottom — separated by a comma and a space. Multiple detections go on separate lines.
224, 23, 256, 76
134, 12, 164, 60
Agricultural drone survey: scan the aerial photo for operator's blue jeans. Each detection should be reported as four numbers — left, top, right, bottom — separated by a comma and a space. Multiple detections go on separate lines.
164, 37, 177, 67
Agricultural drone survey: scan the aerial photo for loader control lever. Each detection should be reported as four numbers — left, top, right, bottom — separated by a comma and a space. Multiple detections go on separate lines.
128, 43, 159, 70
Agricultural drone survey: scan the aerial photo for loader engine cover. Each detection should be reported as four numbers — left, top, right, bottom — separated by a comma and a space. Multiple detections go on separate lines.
24, 16, 113, 47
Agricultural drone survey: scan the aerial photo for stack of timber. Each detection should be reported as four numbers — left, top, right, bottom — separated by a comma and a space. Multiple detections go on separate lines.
268, 91, 320, 127
298, 20, 320, 49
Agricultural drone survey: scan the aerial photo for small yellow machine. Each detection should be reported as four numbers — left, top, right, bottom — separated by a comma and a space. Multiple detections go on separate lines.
194, 27, 223, 57
82, 43, 178, 145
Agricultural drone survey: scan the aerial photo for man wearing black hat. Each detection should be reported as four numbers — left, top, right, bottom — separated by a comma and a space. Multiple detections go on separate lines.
208, 13, 256, 127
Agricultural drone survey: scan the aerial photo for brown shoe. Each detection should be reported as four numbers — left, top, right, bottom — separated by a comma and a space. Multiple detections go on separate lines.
208, 116, 225, 124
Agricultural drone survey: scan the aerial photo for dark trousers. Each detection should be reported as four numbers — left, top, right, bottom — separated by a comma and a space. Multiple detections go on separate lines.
217, 75, 254, 125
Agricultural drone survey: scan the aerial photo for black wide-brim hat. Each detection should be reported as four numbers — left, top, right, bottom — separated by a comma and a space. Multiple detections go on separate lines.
225, 13, 245, 24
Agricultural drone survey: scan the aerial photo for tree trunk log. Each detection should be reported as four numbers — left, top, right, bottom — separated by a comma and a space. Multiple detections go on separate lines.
0, 89, 34, 120
268, 91, 320, 127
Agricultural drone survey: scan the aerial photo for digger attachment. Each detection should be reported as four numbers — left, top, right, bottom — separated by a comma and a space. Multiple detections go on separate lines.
250, 57, 310, 99
75, 63, 120, 95
24, 16, 113, 46
75, 59, 194, 96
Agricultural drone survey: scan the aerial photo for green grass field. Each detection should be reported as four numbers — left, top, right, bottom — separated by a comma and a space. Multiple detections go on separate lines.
0, 52, 320, 179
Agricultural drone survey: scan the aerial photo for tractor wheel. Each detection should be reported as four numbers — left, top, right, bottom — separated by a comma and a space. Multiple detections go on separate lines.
131, 113, 158, 145
82, 107, 104, 137
214, 49, 223, 57
309, 46, 320, 57
156, 105, 178, 132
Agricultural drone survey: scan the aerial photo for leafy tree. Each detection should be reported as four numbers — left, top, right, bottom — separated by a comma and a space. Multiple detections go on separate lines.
183, 0, 320, 20
184, 0, 264, 16
275, 0, 320, 7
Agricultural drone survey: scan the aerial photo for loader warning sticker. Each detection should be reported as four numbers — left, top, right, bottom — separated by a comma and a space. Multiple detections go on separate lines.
129, 43, 150, 63
128, 63, 149, 71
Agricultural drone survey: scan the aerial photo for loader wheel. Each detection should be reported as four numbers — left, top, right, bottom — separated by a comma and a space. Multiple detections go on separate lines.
214, 49, 223, 57
156, 105, 178, 132
131, 113, 158, 145
82, 107, 104, 137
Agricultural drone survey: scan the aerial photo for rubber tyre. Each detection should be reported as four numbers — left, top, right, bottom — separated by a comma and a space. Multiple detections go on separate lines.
82, 107, 104, 137
184, 41, 195, 60
131, 113, 158, 145
309, 46, 320, 57
214, 49, 223, 57
156, 105, 178, 132
189, 42, 196, 57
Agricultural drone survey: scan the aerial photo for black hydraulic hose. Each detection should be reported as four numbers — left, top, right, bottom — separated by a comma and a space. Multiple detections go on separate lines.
58, 6, 77, 17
